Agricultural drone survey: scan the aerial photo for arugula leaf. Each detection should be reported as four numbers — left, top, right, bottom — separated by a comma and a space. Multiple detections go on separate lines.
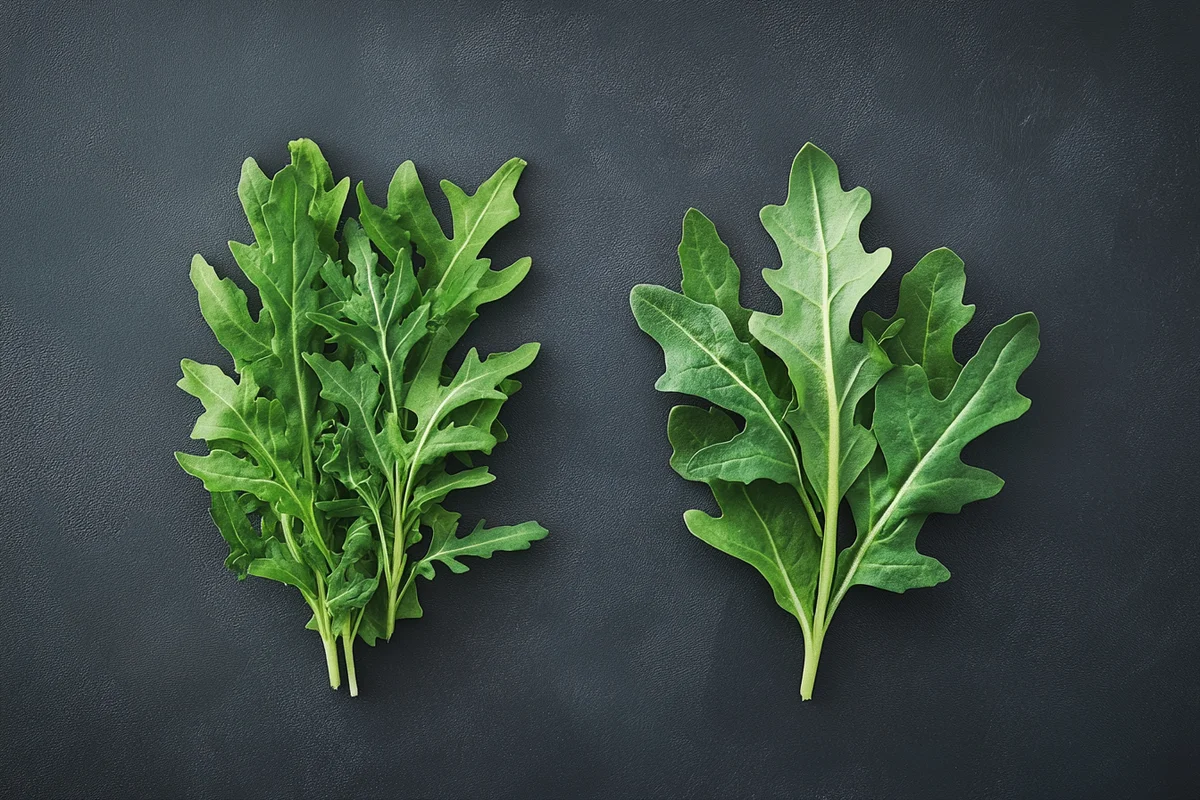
179, 141, 546, 696
678, 208, 753, 341
836, 313, 1039, 603
685, 480, 821, 636
357, 158, 533, 411
629, 286, 802, 491
863, 247, 975, 400
415, 506, 548, 580
358, 157, 527, 316
249, 539, 319, 603
631, 143, 1038, 699
208, 492, 265, 578
749, 144, 892, 516
307, 220, 424, 412
322, 157, 545, 644
325, 518, 381, 629
178, 141, 355, 692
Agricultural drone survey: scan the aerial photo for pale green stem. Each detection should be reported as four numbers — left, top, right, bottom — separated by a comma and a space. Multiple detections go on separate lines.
385, 462, 408, 639
812, 494, 840, 635
321, 630, 340, 690
314, 575, 340, 690
341, 621, 358, 697
803, 490, 840, 701
279, 514, 302, 562
802, 434, 843, 700
371, 504, 391, 584
799, 636, 820, 700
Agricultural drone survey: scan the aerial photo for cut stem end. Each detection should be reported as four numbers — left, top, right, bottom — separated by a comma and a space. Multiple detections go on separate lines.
342, 629, 359, 698
322, 633, 341, 690
799, 634, 821, 701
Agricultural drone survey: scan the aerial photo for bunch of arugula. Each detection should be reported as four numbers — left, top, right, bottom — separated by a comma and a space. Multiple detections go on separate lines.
630, 143, 1039, 699
176, 140, 547, 696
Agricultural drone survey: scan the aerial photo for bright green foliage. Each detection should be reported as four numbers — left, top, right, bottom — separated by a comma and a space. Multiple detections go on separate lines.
631, 143, 1038, 700
177, 141, 546, 696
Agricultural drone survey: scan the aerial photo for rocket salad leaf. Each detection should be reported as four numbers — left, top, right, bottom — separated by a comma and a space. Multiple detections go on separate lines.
631, 143, 1038, 699
177, 140, 546, 696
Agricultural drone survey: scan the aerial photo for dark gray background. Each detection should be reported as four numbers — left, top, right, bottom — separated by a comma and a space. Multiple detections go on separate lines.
2, 1, 1197, 797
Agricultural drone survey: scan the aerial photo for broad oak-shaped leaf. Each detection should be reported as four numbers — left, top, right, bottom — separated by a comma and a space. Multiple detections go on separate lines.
834, 313, 1039, 608
749, 144, 891, 514
630, 142, 1038, 699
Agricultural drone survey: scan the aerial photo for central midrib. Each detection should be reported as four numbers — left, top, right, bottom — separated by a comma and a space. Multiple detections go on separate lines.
288, 188, 315, 483
364, 258, 398, 412
809, 159, 841, 643
922, 270, 940, 366
809, 162, 840, 511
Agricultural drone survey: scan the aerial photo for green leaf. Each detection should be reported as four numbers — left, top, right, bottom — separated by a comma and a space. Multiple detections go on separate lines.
286, 138, 350, 259
676, 209, 793, 397
415, 506, 548, 580
316, 424, 380, 504
231, 162, 329, 454
671, 401, 821, 635
189, 255, 272, 369
834, 314, 1039, 604
178, 360, 298, 464
358, 157, 527, 317
303, 354, 390, 472
175, 359, 310, 518
306, 220, 426, 410
176, 449, 307, 518
749, 143, 892, 512
357, 159, 533, 433
326, 518, 380, 627
630, 284, 800, 487
208, 491, 265, 578
395, 582, 424, 620
632, 143, 1039, 700
237, 157, 273, 252
666, 404, 737, 477
248, 540, 317, 603
315, 497, 372, 519
444, 376, 521, 456
409, 466, 495, 517
678, 209, 752, 341
404, 344, 539, 471
685, 480, 821, 635
863, 247, 975, 400
409, 424, 498, 468
840, 453, 947, 595
239, 140, 347, 263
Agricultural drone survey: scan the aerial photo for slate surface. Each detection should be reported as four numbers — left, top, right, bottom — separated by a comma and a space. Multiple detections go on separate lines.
1, 1, 1198, 797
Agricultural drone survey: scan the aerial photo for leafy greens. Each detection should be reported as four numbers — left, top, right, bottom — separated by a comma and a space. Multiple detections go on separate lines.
177, 140, 546, 696
630, 144, 1038, 699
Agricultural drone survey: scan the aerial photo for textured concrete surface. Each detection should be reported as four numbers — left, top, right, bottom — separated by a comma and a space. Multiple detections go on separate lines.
1, 1, 1197, 797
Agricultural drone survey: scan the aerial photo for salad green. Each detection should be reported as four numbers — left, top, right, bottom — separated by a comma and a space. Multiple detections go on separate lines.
631, 143, 1038, 699
177, 140, 546, 695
